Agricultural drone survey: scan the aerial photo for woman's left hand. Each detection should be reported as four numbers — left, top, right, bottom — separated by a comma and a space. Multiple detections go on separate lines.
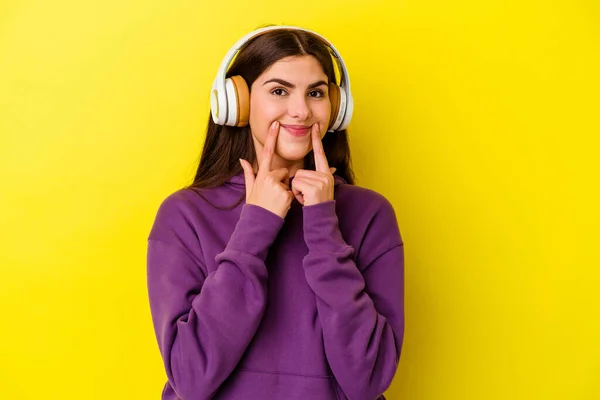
292, 123, 337, 206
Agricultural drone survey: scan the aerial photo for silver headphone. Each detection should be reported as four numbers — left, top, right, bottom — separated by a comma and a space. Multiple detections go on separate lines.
210, 25, 354, 132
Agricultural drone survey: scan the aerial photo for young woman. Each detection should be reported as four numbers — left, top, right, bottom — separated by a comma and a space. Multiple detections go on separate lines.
147, 25, 405, 400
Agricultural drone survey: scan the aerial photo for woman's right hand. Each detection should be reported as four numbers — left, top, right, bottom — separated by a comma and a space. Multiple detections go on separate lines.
239, 121, 294, 219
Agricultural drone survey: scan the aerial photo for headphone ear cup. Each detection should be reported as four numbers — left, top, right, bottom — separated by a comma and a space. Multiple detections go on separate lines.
224, 78, 238, 126
230, 75, 250, 127
210, 86, 225, 125
338, 88, 353, 130
328, 83, 341, 131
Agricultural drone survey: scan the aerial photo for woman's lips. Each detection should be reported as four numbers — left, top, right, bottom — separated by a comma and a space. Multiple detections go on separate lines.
281, 124, 311, 137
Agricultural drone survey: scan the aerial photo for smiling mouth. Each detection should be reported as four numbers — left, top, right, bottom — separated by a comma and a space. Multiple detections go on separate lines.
281, 124, 311, 137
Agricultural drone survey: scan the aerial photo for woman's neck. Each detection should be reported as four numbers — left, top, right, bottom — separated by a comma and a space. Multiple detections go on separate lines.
251, 137, 304, 178
252, 155, 304, 178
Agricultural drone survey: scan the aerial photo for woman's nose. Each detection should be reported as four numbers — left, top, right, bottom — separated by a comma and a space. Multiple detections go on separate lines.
288, 94, 311, 120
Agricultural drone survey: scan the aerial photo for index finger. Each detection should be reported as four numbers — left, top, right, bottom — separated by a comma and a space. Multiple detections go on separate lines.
258, 121, 280, 175
311, 123, 330, 173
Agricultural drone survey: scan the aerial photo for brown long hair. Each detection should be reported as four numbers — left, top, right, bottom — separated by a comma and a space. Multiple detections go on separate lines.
187, 26, 355, 207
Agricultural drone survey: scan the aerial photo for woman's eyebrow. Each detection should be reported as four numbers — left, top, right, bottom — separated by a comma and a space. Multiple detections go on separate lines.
262, 78, 328, 89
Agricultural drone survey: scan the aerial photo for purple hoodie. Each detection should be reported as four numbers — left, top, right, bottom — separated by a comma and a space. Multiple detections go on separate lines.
147, 172, 404, 400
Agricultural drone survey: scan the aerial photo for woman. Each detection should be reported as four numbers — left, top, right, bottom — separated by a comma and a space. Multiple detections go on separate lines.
147, 25, 405, 400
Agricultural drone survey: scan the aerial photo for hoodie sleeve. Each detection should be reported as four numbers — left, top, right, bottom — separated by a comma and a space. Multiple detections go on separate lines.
302, 199, 404, 400
147, 196, 284, 400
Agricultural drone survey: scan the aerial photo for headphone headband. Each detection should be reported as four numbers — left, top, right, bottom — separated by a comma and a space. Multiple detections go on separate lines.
212, 25, 351, 104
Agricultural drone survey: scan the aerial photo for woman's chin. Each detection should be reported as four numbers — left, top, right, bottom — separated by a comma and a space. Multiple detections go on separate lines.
276, 144, 311, 162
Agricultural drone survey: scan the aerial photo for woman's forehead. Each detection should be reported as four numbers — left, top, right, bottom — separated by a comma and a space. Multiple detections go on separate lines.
259, 55, 328, 82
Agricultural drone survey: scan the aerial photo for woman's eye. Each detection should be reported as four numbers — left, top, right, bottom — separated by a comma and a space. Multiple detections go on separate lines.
271, 88, 326, 98
309, 90, 325, 98
271, 88, 287, 96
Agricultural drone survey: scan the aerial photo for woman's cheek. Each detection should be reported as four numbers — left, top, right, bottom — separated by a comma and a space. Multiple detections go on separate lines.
318, 105, 331, 132
259, 96, 280, 114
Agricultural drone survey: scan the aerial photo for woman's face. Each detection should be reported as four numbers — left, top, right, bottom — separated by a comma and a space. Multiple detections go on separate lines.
249, 55, 331, 170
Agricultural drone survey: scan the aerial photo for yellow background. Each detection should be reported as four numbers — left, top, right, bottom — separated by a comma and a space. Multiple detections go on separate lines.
1, 0, 599, 398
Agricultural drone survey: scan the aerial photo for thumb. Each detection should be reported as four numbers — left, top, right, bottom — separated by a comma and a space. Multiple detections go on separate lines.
239, 159, 255, 199
329, 167, 337, 175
